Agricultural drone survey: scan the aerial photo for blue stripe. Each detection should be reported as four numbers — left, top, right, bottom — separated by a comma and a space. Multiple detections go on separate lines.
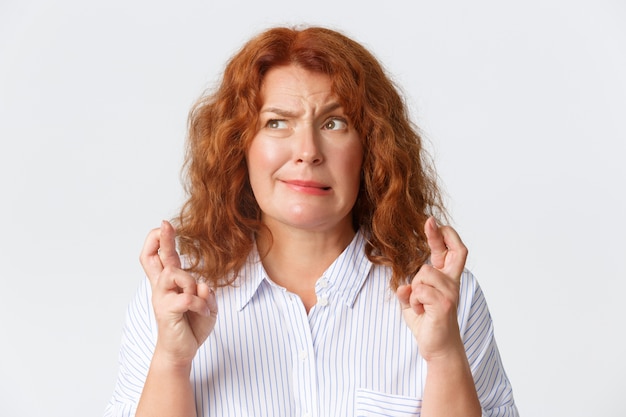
104, 230, 518, 417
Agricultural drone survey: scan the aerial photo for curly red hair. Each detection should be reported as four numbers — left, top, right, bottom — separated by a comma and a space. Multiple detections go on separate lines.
175, 26, 446, 290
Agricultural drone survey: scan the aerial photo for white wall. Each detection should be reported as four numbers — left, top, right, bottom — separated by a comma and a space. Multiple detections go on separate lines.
1, 0, 624, 416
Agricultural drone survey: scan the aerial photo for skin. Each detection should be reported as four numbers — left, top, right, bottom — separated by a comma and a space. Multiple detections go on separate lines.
397, 217, 482, 417
135, 65, 481, 417
246, 64, 364, 310
136, 220, 217, 417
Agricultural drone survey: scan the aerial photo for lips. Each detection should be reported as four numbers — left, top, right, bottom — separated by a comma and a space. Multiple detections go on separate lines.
282, 179, 332, 193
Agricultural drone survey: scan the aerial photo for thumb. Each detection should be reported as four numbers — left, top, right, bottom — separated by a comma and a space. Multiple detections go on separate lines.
396, 284, 412, 310
198, 282, 218, 317
159, 220, 181, 269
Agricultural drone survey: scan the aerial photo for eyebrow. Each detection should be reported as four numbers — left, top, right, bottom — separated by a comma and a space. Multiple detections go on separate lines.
260, 102, 343, 117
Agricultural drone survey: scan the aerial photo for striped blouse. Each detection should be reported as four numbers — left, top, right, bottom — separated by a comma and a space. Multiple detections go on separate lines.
104, 231, 518, 417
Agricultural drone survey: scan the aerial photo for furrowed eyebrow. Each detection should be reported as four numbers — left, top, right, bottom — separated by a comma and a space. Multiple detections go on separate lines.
319, 102, 343, 114
260, 102, 343, 118
260, 107, 298, 118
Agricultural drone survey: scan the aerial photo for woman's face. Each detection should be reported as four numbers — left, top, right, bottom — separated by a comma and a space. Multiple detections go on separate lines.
246, 64, 363, 236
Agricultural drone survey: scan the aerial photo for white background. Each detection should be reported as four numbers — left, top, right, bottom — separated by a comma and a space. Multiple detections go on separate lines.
1, 0, 625, 416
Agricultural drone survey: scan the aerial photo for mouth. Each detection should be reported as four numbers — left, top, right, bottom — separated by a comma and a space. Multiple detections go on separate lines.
282, 180, 332, 192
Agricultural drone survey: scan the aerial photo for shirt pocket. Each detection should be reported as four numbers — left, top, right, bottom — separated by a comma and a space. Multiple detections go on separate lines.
355, 388, 422, 417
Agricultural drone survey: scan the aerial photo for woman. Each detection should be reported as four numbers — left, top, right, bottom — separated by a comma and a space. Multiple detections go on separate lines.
105, 26, 518, 417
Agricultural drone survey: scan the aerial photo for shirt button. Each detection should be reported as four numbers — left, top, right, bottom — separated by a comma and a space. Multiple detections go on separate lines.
317, 296, 329, 307
299, 350, 308, 360
318, 278, 329, 288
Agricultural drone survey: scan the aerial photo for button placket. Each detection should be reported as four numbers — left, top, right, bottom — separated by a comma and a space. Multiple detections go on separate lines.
282, 287, 318, 417
317, 296, 329, 307
315, 276, 331, 308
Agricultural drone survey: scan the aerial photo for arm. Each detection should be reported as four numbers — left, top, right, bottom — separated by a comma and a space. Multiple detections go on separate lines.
419, 345, 481, 417
136, 221, 218, 417
397, 218, 482, 417
138, 354, 196, 417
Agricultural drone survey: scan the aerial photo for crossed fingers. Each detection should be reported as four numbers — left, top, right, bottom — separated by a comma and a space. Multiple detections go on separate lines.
424, 217, 467, 282
140, 220, 181, 286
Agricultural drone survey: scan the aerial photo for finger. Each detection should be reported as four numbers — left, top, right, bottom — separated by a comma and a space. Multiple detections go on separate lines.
437, 226, 468, 280
409, 281, 453, 313
165, 291, 214, 316
159, 220, 181, 269
197, 282, 219, 317
187, 283, 219, 343
397, 284, 425, 316
171, 282, 215, 318
157, 266, 197, 294
139, 227, 165, 284
396, 284, 412, 310
425, 217, 447, 269
412, 264, 457, 294
409, 264, 459, 312
155, 270, 210, 316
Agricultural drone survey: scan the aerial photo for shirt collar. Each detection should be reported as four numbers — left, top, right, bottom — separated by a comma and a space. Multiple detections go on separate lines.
235, 246, 267, 311
235, 230, 374, 310
322, 230, 373, 308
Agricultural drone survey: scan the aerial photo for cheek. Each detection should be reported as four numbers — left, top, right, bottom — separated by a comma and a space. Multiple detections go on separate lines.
247, 138, 286, 176
338, 143, 364, 188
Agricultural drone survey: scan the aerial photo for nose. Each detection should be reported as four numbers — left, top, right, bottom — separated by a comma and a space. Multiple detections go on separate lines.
294, 126, 323, 165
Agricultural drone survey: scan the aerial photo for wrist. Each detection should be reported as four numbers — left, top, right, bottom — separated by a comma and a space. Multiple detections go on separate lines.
425, 344, 470, 371
138, 347, 197, 417
422, 345, 481, 417
151, 345, 195, 375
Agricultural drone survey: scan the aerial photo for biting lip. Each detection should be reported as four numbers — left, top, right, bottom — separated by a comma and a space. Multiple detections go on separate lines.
282, 179, 332, 192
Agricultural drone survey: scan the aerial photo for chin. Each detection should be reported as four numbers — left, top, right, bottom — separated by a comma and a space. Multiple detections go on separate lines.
284, 212, 353, 233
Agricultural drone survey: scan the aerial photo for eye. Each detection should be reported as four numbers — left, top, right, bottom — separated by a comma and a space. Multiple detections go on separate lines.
266, 119, 288, 129
323, 117, 348, 131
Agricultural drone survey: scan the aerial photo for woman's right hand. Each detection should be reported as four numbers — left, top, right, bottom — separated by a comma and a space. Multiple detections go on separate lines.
139, 220, 218, 366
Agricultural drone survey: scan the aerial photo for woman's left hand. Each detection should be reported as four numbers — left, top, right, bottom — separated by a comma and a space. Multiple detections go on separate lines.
396, 217, 468, 361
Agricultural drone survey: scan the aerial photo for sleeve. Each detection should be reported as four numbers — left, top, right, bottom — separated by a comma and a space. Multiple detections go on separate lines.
457, 270, 519, 417
103, 278, 157, 417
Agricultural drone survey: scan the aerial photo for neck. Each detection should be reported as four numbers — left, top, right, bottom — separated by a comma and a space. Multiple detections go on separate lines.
256, 220, 355, 311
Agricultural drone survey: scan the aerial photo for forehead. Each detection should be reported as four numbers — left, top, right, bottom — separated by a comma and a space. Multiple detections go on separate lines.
259, 64, 335, 106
